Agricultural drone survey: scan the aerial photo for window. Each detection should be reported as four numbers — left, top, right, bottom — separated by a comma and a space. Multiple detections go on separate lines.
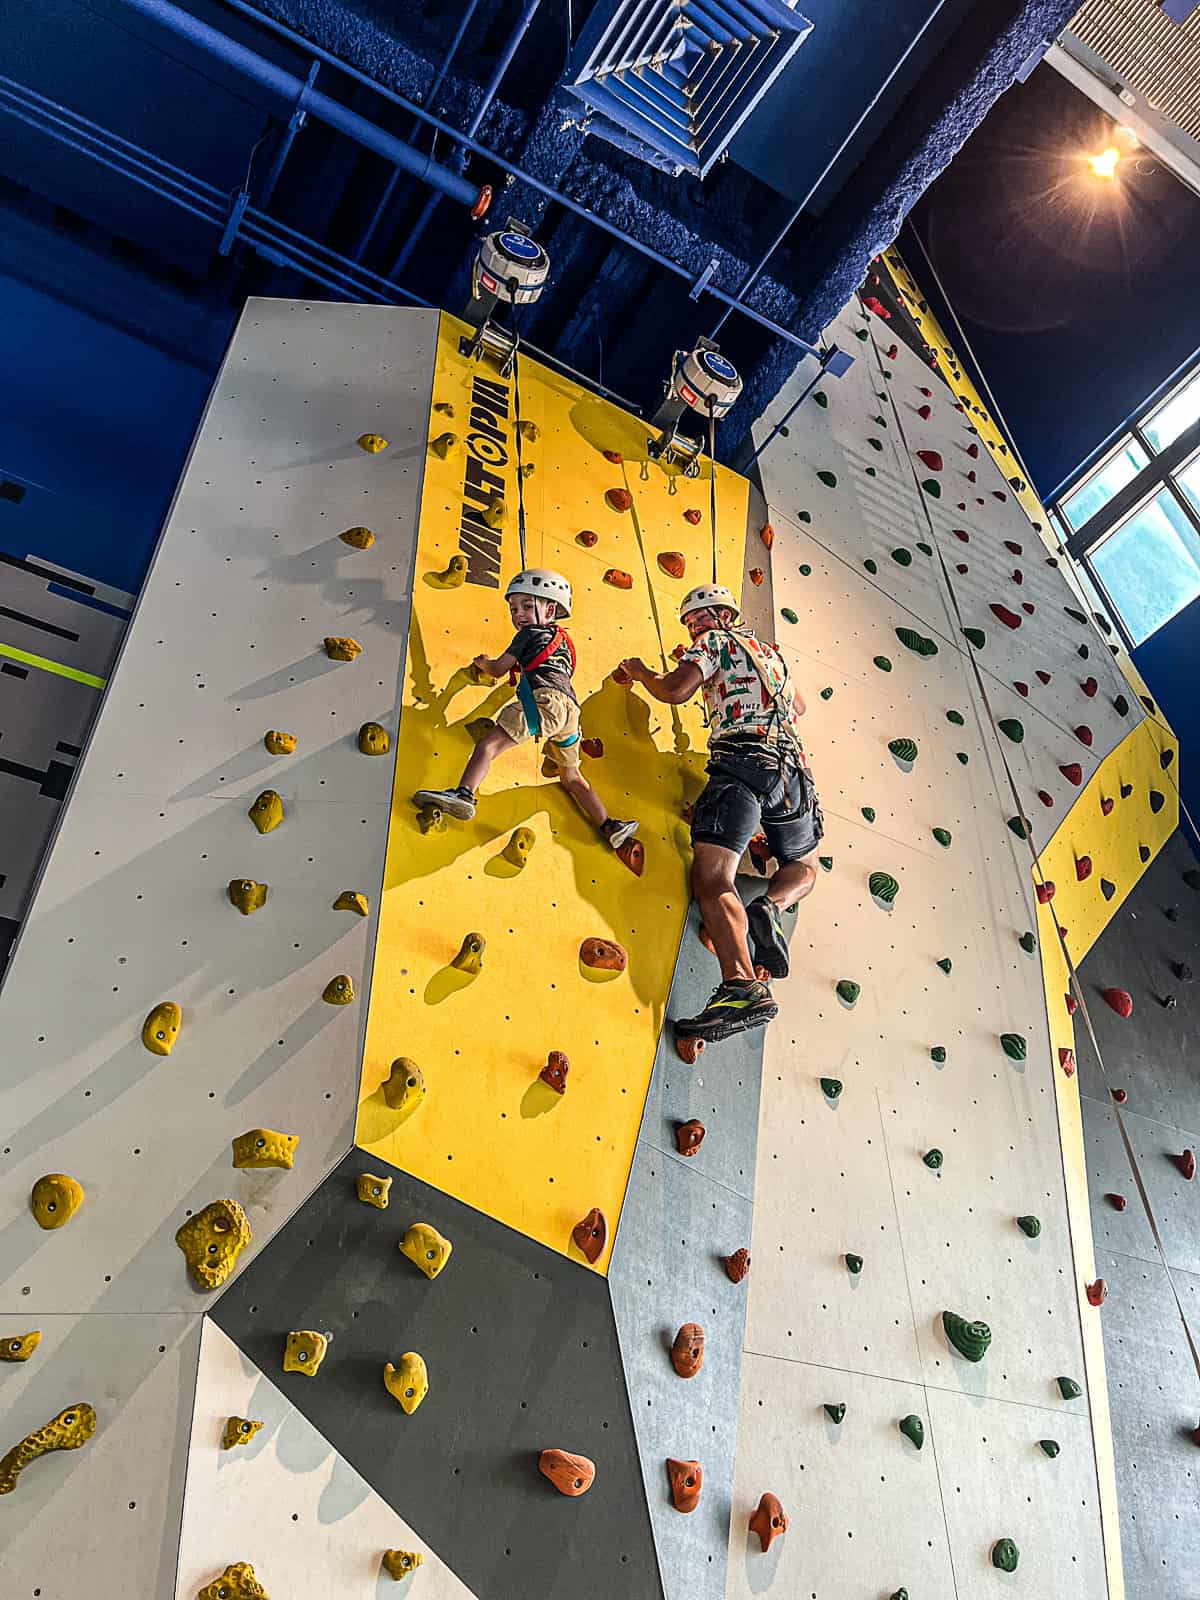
1089, 487, 1200, 645
1143, 367, 1200, 453
1060, 438, 1149, 531
1174, 446, 1200, 518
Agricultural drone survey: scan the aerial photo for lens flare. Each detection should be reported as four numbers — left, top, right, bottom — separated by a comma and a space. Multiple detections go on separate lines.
1088, 147, 1120, 179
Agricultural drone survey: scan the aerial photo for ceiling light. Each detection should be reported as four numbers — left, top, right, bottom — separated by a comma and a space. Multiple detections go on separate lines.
1088, 147, 1120, 178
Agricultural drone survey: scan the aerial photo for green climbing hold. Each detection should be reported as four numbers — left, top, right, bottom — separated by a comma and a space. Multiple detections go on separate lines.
932, 827, 952, 848
797, 510, 812, 523
998, 718, 1025, 742
818, 856, 833, 872
946, 709, 965, 725
956, 752, 969, 765
930, 1046, 947, 1064
1038, 1439, 1060, 1457
864, 558, 878, 574
921, 478, 941, 498
861, 807, 876, 823
864, 465, 877, 476
836, 979, 861, 1007
888, 737, 918, 762
799, 564, 812, 576
1057, 1376, 1082, 1399
855, 327, 869, 340
1000, 1032, 1027, 1061
1008, 814, 1032, 839
962, 626, 986, 648
923, 1148, 943, 1170
942, 1310, 992, 1362
817, 470, 838, 488
1016, 1215, 1041, 1238
891, 1592, 909, 1600
894, 626, 938, 657
1018, 931, 1036, 953
891, 548, 913, 567
845, 1253, 864, 1275
820, 686, 833, 700
873, 655, 892, 671
916, 540, 932, 556
819, 1077, 843, 1100
781, 608, 798, 624
869, 437, 883, 451
991, 1539, 1020, 1573
869, 871, 899, 906
899, 1414, 924, 1449
824, 1403, 846, 1424
936, 958, 952, 974
813, 391, 828, 407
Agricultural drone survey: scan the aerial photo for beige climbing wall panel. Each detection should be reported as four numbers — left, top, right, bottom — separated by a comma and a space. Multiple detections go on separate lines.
725, 300, 1128, 1596
176, 1320, 480, 1599
0, 301, 436, 1590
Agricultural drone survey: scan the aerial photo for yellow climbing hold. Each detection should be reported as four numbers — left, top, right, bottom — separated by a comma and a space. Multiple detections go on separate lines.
399, 1221, 453, 1280
231, 1128, 298, 1170
142, 999, 182, 1055
428, 554, 468, 589
356, 1172, 392, 1209
175, 1198, 251, 1290
465, 716, 496, 740
283, 1329, 331, 1378
248, 790, 283, 834
451, 932, 485, 975
382, 1550, 424, 1581
322, 974, 355, 1005
357, 433, 388, 453
517, 419, 540, 442
1, 1331, 42, 1362
0, 1402, 96, 1496
433, 401, 455, 416
417, 805, 446, 835
196, 1562, 270, 1600
482, 493, 506, 530
339, 526, 375, 550
464, 660, 498, 686
382, 1058, 426, 1119
430, 431, 458, 459
228, 879, 268, 916
383, 1351, 428, 1414
324, 636, 363, 662
333, 890, 369, 915
358, 721, 391, 755
220, 1417, 263, 1450
30, 1173, 85, 1231
263, 730, 297, 755
502, 826, 536, 868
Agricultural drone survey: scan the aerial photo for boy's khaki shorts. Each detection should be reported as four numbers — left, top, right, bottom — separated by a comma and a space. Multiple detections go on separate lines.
496, 688, 582, 769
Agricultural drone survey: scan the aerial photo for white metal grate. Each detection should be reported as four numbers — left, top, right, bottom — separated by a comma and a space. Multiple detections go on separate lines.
1071, 0, 1200, 141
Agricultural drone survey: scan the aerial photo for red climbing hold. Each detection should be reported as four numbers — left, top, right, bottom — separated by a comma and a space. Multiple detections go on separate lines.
1037, 790, 1054, 807
576, 529, 598, 548
1036, 881, 1055, 903
1176, 1149, 1196, 1180
682, 509, 702, 525
1021, 602, 1035, 616
992, 490, 1008, 502
955, 563, 969, 575
606, 488, 633, 512
919, 387, 932, 397
885, 344, 898, 360
916, 449, 943, 471
917, 404, 931, 419
952, 529, 970, 542
1076, 856, 1092, 882
1004, 540, 1022, 555
1086, 1279, 1108, 1307
1081, 677, 1098, 697
1076, 726, 1094, 747
1101, 796, 1114, 816
1060, 763, 1083, 786
616, 838, 645, 877
966, 469, 977, 482
862, 295, 890, 318
990, 604, 1022, 629
1111, 1087, 1126, 1104
1014, 681, 1029, 696
1036, 670, 1052, 684
1106, 1193, 1127, 1210
581, 737, 604, 759
749, 567, 765, 586
603, 449, 623, 464
1011, 569, 1023, 585
1066, 993, 1078, 1016
966, 442, 980, 459
1059, 1048, 1076, 1077
1103, 988, 1133, 1019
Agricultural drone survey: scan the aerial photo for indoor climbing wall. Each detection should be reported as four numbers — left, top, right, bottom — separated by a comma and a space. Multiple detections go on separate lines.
0, 298, 437, 1594
716, 291, 1176, 1598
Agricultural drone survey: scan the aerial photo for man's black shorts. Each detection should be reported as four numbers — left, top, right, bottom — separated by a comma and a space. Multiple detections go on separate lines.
690, 741, 824, 865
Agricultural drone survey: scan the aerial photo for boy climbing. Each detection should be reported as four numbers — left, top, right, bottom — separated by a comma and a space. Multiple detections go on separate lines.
619, 583, 823, 1042
414, 567, 639, 852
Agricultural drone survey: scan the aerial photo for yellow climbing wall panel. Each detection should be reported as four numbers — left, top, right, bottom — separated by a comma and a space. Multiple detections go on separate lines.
358, 312, 748, 1268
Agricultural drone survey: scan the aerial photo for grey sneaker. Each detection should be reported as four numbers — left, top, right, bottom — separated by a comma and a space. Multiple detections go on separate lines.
412, 785, 476, 820
602, 818, 640, 851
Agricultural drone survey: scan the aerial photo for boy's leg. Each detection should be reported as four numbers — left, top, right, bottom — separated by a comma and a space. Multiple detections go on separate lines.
556, 765, 607, 828
413, 725, 515, 819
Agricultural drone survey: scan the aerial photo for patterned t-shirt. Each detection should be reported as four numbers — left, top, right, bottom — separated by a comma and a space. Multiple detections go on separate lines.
680, 627, 806, 759
507, 624, 577, 703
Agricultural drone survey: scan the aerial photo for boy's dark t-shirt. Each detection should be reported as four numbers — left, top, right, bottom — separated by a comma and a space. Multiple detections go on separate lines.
506, 625, 577, 703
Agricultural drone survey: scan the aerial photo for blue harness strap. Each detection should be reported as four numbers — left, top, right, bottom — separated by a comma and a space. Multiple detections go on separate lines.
516, 671, 542, 738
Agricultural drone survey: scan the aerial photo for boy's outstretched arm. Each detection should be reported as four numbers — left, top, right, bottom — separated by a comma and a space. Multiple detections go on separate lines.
619, 657, 704, 705
474, 650, 518, 677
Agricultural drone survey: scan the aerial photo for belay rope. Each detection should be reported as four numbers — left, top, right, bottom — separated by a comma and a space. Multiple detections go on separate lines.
707, 397, 719, 585
509, 287, 529, 571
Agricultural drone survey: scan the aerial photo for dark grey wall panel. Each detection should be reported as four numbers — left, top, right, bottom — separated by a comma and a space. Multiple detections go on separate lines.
210, 1149, 663, 1600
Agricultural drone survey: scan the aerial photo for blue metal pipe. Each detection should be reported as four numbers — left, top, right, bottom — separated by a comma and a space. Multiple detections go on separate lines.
118, 0, 488, 213
388, 0, 544, 281
255, 59, 320, 215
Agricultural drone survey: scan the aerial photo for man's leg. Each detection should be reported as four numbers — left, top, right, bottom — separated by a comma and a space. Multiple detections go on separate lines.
691, 842, 757, 983
766, 850, 819, 911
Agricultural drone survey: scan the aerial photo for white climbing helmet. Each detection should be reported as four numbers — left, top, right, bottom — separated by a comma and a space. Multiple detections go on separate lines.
679, 583, 740, 624
505, 568, 571, 619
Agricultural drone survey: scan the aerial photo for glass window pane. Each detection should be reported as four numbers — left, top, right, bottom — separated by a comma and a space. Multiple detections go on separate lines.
1174, 447, 1200, 517
1143, 367, 1200, 453
1060, 438, 1149, 530
1090, 488, 1200, 645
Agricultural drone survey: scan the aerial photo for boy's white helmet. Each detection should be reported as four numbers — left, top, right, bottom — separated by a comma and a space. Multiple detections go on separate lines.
505, 568, 571, 619
679, 583, 740, 624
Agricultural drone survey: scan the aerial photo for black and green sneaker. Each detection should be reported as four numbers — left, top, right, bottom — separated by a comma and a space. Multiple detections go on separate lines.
412, 784, 476, 820
674, 979, 778, 1043
746, 894, 790, 979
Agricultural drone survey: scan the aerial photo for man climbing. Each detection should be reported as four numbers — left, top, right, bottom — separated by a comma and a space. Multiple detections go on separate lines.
414, 567, 639, 851
619, 583, 823, 1041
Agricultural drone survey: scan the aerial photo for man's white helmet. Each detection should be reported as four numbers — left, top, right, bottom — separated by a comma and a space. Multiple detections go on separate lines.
679, 583, 740, 624
505, 568, 571, 619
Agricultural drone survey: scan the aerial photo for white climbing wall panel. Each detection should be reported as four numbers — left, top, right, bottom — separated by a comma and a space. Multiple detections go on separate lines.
0, 300, 437, 1592
726, 302, 1115, 1597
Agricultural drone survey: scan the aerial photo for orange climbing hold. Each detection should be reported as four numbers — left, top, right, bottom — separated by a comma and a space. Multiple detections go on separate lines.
616, 838, 645, 877
749, 1492, 788, 1552
539, 1051, 570, 1094
539, 1448, 596, 1496
683, 509, 702, 525
657, 552, 686, 579
675, 1036, 705, 1064
572, 1207, 607, 1264
1059, 1048, 1076, 1077
759, 523, 775, 550
580, 937, 628, 973
603, 449, 623, 464
576, 529, 598, 548
1086, 1279, 1108, 1306
749, 568, 765, 586
604, 568, 634, 590
606, 488, 633, 512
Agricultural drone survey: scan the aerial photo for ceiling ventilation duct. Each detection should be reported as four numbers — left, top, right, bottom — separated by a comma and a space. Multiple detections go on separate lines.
565, 0, 813, 177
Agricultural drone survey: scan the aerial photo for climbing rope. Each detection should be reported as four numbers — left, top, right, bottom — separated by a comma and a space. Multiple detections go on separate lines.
706, 396, 719, 585
508, 289, 530, 572
867, 317, 1200, 1398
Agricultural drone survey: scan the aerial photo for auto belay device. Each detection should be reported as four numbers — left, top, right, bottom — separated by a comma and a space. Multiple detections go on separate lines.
647, 339, 742, 476
460, 218, 550, 377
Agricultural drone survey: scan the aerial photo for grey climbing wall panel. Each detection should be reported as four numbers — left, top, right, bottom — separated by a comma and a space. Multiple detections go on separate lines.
209, 1150, 663, 1600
